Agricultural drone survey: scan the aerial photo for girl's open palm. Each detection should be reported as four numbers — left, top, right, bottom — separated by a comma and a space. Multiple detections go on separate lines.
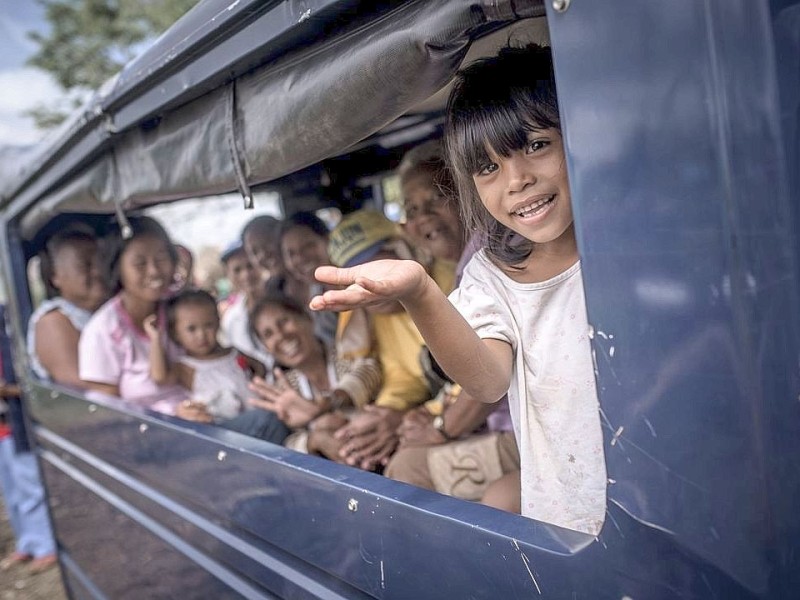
310, 259, 427, 312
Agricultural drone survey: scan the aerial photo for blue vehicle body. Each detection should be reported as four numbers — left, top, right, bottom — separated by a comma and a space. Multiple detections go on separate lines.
0, 0, 798, 597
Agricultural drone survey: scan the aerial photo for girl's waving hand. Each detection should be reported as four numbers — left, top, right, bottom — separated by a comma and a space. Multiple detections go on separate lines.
310, 259, 430, 312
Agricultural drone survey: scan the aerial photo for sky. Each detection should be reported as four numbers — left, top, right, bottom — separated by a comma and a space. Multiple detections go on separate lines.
0, 1, 61, 148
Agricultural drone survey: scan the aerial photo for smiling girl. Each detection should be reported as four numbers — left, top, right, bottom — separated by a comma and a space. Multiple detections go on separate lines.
311, 45, 606, 534
78, 216, 189, 415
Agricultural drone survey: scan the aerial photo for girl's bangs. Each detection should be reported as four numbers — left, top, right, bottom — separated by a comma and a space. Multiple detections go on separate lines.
452, 91, 557, 176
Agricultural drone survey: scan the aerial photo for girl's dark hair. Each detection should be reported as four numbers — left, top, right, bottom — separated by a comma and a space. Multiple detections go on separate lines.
279, 211, 329, 243
248, 292, 312, 341
444, 43, 561, 267
104, 215, 178, 294
166, 289, 219, 338
39, 225, 98, 298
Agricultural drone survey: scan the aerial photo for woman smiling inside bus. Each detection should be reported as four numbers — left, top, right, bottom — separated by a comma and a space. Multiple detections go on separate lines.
247, 293, 380, 455
78, 216, 189, 414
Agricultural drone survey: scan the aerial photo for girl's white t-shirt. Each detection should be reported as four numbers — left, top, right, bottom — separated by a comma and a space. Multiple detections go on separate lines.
449, 250, 607, 535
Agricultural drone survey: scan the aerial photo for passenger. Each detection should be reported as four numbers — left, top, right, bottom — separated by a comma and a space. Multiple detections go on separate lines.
278, 212, 338, 344
308, 210, 456, 471
311, 44, 606, 534
27, 226, 108, 385
387, 143, 520, 509
241, 215, 283, 280
145, 289, 289, 443
247, 293, 381, 454
242, 214, 306, 302
218, 240, 272, 366
78, 216, 190, 415
399, 140, 466, 264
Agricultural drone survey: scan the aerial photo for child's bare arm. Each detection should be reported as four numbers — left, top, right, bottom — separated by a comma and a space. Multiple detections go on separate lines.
35, 311, 83, 387
144, 314, 178, 385
312, 260, 513, 403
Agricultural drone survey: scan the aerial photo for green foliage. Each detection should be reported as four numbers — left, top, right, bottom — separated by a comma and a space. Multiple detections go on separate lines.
25, 0, 199, 128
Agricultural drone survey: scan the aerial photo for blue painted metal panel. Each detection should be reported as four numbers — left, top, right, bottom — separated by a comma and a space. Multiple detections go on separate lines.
25, 383, 756, 599
549, 0, 800, 596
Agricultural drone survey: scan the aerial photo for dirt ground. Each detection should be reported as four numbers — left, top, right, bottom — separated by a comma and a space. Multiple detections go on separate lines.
0, 497, 67, 600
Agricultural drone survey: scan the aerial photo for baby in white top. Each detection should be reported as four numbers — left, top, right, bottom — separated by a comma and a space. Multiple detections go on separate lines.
146, 289, 266, 423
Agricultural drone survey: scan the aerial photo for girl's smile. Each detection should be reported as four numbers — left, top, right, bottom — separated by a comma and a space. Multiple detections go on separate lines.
473, 129, 574, 250
119, 236, 176, 303
253, 305, 318, 368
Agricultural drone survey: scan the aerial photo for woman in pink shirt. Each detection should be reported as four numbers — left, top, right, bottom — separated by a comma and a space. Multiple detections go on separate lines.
79, 216, 189, 415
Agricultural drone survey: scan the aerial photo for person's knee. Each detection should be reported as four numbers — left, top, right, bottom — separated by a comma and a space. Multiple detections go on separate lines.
385, 446, 434, 489
480, 470, 521, 513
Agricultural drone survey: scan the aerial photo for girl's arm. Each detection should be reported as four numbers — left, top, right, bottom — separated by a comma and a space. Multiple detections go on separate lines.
82, 381, 120, 397
312, 260, 513, 403
34, 311, 83, 387
143, 314, 178, 385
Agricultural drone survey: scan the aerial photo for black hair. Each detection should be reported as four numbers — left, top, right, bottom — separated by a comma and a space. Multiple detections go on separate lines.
166, 288, 219, 339
278, 211, 329, 242
444, 44, 561, 267
39, 225, 98, 298
104, 215, 178, 294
